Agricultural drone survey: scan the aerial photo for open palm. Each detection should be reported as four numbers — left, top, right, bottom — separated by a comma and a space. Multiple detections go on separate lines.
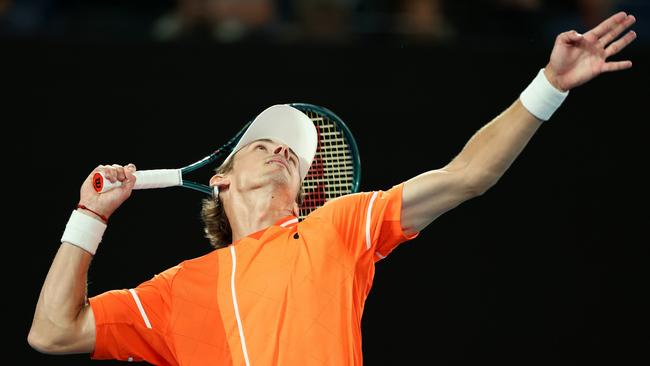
546, 12, 637, 91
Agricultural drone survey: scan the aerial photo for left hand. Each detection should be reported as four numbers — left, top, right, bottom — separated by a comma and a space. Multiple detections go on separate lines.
545, 11, 637, 92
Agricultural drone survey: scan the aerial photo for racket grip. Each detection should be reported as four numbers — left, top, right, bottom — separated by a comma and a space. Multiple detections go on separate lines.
92, 169, 183, 193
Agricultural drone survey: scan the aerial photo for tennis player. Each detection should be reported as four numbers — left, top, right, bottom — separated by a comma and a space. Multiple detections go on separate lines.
29, 12, 636, 365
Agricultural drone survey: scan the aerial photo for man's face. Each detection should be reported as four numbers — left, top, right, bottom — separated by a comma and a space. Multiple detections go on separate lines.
228, 138, 302, 198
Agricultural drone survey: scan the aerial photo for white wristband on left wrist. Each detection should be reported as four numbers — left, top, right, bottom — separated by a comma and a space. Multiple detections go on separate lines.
520, 68, 569, 121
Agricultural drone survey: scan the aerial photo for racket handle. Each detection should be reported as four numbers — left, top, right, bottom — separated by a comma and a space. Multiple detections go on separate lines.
92, 169, 183, 193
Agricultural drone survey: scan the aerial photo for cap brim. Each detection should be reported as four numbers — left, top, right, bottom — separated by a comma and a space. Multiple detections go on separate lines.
225, 104, 317, 181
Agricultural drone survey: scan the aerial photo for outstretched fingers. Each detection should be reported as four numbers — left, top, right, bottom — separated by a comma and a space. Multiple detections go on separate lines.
602, 60, 633, 73
606, 30, 637, 57
597, 14, 636, 47
588, 11, 627, 39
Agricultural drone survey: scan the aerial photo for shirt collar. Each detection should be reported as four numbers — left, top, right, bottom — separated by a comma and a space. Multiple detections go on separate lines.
234, 215, 299, 242
276, 215, 299, 228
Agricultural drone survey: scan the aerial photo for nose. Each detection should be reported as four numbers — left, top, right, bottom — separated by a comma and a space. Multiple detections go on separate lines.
273, 144, 290, 160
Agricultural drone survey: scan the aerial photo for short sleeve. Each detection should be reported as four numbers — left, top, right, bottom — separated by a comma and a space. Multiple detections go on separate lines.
308, 183, 419, 261
88, 266, 180, 365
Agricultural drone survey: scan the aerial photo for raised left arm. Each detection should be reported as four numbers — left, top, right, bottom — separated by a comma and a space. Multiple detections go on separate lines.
401, 12, 637, 236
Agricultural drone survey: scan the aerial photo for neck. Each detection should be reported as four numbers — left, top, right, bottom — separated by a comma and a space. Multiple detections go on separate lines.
224, 185, 295, 243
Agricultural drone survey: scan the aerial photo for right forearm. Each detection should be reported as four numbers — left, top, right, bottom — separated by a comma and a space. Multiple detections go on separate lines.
29, 243, 93, 350
30, 164, 135, 353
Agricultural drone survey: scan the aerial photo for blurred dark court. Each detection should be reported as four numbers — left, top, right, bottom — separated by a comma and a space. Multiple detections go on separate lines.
5, 1, 649, 365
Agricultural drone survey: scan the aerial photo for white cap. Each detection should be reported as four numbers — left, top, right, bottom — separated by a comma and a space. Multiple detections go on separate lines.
225, 104, 318, 181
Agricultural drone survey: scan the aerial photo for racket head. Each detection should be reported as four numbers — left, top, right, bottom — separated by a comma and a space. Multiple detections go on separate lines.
178, 103, 361, 219
290, 103, 361, 219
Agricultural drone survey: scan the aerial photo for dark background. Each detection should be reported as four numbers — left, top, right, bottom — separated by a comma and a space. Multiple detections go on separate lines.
5, 1, 649, 365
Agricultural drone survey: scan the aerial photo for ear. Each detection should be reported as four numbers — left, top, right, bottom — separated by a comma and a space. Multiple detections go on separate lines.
291, 202, 299, 217
209, 174, 230, 193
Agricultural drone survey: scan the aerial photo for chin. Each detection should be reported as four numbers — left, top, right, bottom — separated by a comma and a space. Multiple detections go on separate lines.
267, 173, 291, 187
266, 174, 299, 195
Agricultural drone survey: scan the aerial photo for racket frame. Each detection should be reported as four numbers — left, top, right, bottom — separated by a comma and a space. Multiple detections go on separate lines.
178, 103, 361, 198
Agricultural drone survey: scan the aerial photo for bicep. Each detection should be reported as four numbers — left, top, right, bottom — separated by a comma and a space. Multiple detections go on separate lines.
76, 303, 97, 353
401, 168, 476, 235
35, 304, 96, 355
61, 304, 96, 354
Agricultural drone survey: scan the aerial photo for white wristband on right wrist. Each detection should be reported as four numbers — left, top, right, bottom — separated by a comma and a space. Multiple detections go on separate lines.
61, 210, 107, 255
520, 68, 569, 121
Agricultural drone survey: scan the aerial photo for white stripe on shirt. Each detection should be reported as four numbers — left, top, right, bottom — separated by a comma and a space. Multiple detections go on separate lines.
230, 246, 252, 366
128, 289, 152, 329
365, 192, 379, 250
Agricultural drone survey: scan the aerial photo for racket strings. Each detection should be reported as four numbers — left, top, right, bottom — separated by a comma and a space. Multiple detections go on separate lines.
299, 111, 355, 219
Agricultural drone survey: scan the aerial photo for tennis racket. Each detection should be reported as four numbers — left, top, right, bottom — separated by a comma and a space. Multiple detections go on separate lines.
93, 103, 361, 219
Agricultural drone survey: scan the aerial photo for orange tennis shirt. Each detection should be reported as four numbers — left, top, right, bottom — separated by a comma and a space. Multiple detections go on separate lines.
89, 183, 418, 365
